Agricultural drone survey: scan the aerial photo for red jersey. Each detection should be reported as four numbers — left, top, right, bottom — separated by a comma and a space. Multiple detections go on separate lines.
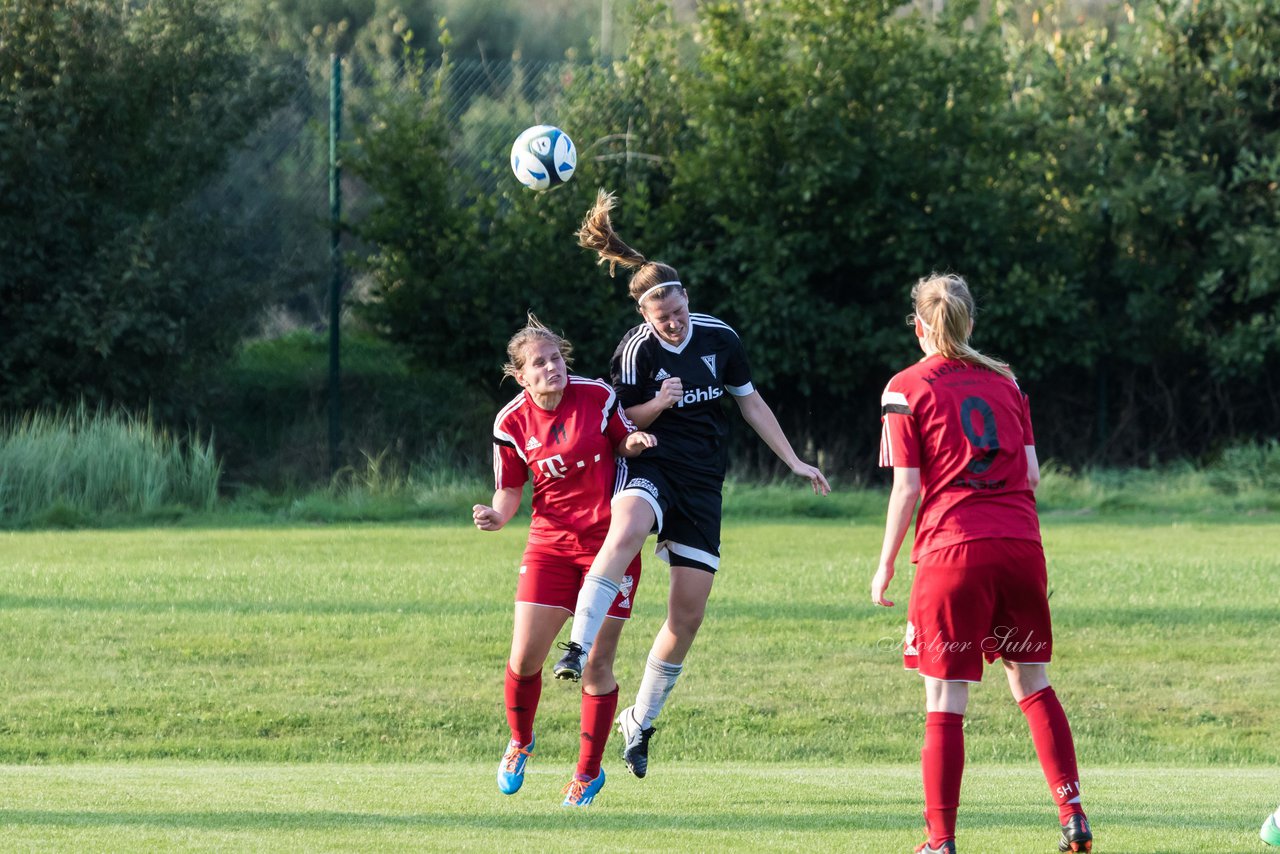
879, 355, 1040, 562
492, 375, 635, 554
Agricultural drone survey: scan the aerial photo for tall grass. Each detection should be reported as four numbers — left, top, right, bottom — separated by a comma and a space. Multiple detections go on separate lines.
0, 404, 220, 526
1036, 440, 1280, 515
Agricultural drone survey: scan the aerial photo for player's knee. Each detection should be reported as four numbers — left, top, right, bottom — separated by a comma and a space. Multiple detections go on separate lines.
606, 521, 649, 554
1005, 661, 1049, 699
667, 606, 705, 638
508, 652, 543, 678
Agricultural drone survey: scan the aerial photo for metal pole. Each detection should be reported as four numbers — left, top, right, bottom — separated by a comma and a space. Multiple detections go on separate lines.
601, 0, 612, 58
328, 53, 343, 476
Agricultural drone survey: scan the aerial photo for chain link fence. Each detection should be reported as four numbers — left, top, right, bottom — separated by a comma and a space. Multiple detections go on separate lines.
196, 56, 600, 334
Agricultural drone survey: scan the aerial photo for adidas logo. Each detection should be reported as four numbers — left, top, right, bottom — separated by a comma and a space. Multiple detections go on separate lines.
655, 368, 671, 381
525, 436, 542, 451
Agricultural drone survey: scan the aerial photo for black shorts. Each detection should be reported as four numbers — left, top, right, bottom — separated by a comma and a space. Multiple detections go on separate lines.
613, 456, 723, 573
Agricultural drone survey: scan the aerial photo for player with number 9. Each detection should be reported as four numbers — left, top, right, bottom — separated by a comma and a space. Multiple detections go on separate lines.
872, 273, 1093, 854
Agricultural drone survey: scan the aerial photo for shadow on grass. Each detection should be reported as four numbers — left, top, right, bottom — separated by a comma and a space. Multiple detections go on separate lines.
1, 595, 1278, 633
0, 594, 503, 618
0, 807, 1010, 833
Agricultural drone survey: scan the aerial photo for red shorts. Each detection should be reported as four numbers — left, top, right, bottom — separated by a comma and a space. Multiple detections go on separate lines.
515, 549, 642, 620
904, 538, 1052, 682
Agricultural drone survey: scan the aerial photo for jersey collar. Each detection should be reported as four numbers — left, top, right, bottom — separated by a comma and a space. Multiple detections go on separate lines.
649, 321, 693, 354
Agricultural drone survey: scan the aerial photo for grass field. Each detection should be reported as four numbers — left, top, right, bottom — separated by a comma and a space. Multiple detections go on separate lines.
0, 516, 1277, 850
0, 763, 1274, 851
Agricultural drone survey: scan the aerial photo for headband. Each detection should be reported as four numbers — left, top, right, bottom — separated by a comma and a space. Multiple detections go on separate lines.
637, 280, 683, 305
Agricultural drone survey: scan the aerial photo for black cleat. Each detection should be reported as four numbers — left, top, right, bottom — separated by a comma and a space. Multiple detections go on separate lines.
616, 705, 656, 778
1058, 813, 1092, 853
552, 641, 585, 681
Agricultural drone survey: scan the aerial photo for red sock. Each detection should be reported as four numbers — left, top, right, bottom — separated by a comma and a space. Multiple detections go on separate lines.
504, 663, 541, 745
922, 711, 964, 845
576, 685, 619, 779
1018, 686, 1084, 823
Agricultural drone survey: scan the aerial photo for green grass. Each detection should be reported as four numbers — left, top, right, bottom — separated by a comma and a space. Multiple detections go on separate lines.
0, 520, 1276, 764
0, 763, 1273, 851
0, 518, 1276, 848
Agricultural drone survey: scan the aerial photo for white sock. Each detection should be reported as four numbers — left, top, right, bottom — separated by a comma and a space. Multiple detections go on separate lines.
633, 654, 683, 728
569, 574, 620, 655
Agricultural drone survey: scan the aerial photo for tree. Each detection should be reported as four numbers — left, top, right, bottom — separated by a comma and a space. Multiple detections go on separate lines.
0, 0, 292, 412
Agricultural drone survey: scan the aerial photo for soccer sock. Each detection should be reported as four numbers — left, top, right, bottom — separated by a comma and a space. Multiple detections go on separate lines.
921, 711, 965, 845
632, 654, 684, 729
568, 574, 621, 655
1018, 686, 1085, 823
576, 685, 619, 779
504, 663, 541, 746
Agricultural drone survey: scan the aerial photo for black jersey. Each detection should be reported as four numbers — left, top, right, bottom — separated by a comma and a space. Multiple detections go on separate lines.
611, 313, 755, 478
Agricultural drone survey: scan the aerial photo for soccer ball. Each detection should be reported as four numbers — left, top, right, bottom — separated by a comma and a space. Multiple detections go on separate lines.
510, 125, 576, 191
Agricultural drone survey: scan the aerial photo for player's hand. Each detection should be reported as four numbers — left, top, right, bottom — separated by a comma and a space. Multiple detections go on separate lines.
655, 377, 683, 409
792, 461, 831, 496
624, 431, 658, 454
472, 504, 504, 531
871, 562, 895, 607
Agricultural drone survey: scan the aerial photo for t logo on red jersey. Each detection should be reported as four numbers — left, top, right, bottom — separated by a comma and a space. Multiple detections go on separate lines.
536, 455, 568, 478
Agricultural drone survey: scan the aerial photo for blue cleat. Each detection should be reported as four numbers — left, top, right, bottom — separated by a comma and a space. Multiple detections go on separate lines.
496, 735, 534, 795
561, 768, 605, 807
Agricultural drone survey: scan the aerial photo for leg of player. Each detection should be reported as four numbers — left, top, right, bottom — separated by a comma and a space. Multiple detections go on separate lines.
617, 565, 713, 778
555, 497, 655, 680
562, 616, 624, 807
498, 603, 567, 795
918, 677, 968, 853
1004, 661, 1092, 853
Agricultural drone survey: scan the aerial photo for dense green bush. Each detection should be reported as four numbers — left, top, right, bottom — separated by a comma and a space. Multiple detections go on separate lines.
0, 0, 293, 415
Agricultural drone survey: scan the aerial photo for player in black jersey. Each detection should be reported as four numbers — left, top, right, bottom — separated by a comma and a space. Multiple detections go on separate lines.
555, 189, 830, 778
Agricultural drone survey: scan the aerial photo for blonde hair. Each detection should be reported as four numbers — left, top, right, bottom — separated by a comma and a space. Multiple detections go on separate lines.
502, 312, 573, 380
911, 273, 1015, 381
577, 189, 683, 306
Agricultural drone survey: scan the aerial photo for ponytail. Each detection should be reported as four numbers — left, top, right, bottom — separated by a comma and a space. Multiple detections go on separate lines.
911, 273, 1015, 381
577, 188, 683, 306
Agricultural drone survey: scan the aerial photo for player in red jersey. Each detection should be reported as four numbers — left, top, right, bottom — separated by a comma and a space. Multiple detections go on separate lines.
873, 274, 1092, 854
553, 190, 830, 780
474, 314, 655, 807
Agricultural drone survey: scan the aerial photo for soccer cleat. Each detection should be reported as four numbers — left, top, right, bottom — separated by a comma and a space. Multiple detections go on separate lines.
1263, 807, 1280, 847
1058, 812, 1093, 853
914, 840, 956, 854
496, 735, 534, 795
552, 641, 586, 682
616, 705, 656, 778
561, 768, 606, 807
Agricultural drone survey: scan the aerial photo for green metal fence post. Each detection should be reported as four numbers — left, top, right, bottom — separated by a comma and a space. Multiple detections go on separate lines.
328, 53, 343, 476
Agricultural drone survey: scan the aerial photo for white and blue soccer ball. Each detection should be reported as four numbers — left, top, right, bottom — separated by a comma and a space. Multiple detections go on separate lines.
510, 125, 576, 191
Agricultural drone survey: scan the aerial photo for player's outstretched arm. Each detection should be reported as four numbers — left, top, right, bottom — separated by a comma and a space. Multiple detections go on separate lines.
872, 466, 921, 606
473, 486, 522, 532
733, 390, 831, 495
